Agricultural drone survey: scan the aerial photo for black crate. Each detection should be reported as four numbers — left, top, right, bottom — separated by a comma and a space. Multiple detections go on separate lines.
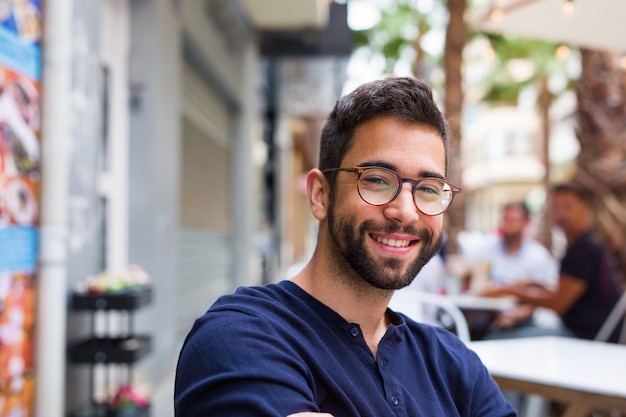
69, 336, 151, 364
71, 286, 152, 311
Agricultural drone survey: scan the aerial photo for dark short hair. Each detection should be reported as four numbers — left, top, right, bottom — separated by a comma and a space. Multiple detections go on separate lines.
503, 201, 530, 220
318, 77, 449, 184
551, 182, 591, 203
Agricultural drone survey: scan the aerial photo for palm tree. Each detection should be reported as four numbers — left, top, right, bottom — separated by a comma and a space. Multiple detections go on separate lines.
572, 48, 626, 284
442, 0, 467, 255
478, 35, 573, 251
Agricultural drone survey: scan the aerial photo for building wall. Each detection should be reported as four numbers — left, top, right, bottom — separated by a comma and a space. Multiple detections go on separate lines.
462, 106, 545, 233
127, 0, 183, 398
177, 63, 233, 342
269, 58, 348, 277
58, 1, 338, 415
462, 100, 579, 235
64, 0, 107, 411
127, 1, 260, 415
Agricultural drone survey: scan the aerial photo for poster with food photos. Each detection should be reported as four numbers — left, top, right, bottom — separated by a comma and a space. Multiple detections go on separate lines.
0, 0, 41, 415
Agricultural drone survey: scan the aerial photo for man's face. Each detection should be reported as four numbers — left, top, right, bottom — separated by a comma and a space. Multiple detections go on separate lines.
550, 191, 590, 236
325, 116, 446, 290
500, 206, 527, 240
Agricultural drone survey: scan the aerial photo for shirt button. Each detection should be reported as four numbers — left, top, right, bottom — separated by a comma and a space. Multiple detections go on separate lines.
350, 327, 360, 337
391, 396, 399, 406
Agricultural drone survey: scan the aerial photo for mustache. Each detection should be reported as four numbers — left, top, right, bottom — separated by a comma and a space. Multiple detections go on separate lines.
359, 220, 432, 241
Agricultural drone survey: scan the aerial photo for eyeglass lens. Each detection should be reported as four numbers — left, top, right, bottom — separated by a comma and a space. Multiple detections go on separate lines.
357, 168, 453, 215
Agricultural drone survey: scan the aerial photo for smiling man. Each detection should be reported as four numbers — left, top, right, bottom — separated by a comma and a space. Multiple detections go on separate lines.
174, 77, 517, 417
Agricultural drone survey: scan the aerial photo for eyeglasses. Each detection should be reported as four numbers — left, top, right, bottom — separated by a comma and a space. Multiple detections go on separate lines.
323, 166, 461, 216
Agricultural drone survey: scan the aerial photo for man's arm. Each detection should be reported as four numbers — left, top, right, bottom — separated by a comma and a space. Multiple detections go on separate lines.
175, 310, 320, 416
492, 303, 534, 330
484, 274, 586, 315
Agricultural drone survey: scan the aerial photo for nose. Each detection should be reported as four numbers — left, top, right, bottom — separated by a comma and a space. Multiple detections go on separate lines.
383, 182, 420, 224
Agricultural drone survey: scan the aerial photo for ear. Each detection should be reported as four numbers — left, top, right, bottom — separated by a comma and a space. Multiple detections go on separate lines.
307, 169, 330, 221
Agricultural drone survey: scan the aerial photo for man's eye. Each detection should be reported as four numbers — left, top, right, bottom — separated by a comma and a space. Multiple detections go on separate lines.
364, 176, 390, 186
418, 186, 439, 195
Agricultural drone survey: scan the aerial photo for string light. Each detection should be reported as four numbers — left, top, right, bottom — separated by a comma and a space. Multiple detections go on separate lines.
486, 0, 575, 25
556, 45, 570, 60
489, 8, 504, 22
489, 0, 507, 22
484, 47, 496, 60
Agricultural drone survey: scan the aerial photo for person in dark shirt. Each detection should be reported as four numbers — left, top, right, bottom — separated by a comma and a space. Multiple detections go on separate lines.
486, 183, 623, 343
174, 77, 517, 417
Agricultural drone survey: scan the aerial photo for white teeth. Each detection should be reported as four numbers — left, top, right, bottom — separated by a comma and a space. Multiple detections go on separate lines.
373, 236, 411, 247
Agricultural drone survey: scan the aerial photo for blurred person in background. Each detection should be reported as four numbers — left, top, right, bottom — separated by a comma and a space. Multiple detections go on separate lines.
485, 183, 624, 343
174, 77, 516, 417
476, 202, 559, 338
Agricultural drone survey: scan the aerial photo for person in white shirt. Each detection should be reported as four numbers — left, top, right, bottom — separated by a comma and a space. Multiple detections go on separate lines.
470, 202, 558, 334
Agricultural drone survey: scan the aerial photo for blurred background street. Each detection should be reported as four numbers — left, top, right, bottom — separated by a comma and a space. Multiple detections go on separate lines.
0, 0, 624, 416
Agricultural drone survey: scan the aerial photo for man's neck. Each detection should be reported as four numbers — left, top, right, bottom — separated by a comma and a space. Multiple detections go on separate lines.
502, 235, 522, 254
291, 255, 393, 357
566, 228, 588, 246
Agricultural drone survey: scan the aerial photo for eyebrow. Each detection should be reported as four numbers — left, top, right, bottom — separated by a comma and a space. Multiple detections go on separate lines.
356, 160, 446, 180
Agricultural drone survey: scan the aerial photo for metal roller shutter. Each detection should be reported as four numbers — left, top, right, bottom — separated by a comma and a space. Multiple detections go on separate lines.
177, 62, 233, 339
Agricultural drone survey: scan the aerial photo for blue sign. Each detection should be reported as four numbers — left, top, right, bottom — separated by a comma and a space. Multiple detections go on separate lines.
0, 226, 38, 273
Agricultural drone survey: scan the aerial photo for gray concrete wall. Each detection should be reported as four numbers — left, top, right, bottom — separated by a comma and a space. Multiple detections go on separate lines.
128, 0, 182, 390
64, 0, 105, 412
128, 2, 261, 416
59, 0, 265, 415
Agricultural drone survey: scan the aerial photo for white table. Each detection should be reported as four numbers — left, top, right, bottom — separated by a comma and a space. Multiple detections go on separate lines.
446, 294, 517, 340
468, 336, 626, 417
447, 294, 517, 311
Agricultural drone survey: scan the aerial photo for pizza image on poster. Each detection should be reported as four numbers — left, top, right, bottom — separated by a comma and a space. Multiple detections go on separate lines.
0, 67, 39, 228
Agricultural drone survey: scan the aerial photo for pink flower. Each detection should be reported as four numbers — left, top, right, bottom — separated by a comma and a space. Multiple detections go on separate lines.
109, 385, 148, 410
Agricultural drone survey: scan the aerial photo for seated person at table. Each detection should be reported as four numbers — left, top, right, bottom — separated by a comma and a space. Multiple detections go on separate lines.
485, 183, 624, 343
468, 202, 558, 337
174, 77, 516, 417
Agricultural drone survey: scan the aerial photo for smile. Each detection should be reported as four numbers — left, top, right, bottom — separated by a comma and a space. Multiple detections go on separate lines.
371, 235, 413, 248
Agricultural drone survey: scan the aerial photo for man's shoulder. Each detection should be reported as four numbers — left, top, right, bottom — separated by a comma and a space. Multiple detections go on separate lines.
567, 231, 606, 258
180, 282, 313, 354
521, 239, 553, 258
186, 281, 343, 343
203, 281, 302, 323
213, 282, 284, 307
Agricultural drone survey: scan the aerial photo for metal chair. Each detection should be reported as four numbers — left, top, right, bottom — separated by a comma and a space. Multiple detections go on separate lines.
595, 289, 626, 344
389, 290, 471, 342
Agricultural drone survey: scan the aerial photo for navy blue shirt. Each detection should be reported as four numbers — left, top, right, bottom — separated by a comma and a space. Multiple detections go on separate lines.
560, 231, 623, 341
175, 281, 516, 417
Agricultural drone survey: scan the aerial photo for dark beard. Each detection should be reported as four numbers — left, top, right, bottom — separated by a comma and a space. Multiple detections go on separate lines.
327, 204, 443, 290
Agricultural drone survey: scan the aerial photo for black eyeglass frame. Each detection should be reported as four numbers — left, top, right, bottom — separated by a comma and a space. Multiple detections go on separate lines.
322, 166, 462, 216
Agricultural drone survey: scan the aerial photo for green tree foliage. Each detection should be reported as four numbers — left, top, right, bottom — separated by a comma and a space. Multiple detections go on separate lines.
479, 34, 573, 105
352, 0, 439, 77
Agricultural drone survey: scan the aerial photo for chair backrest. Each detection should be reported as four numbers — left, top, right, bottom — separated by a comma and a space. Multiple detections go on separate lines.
389, 290, 471, 342
594, 289, 626, 344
